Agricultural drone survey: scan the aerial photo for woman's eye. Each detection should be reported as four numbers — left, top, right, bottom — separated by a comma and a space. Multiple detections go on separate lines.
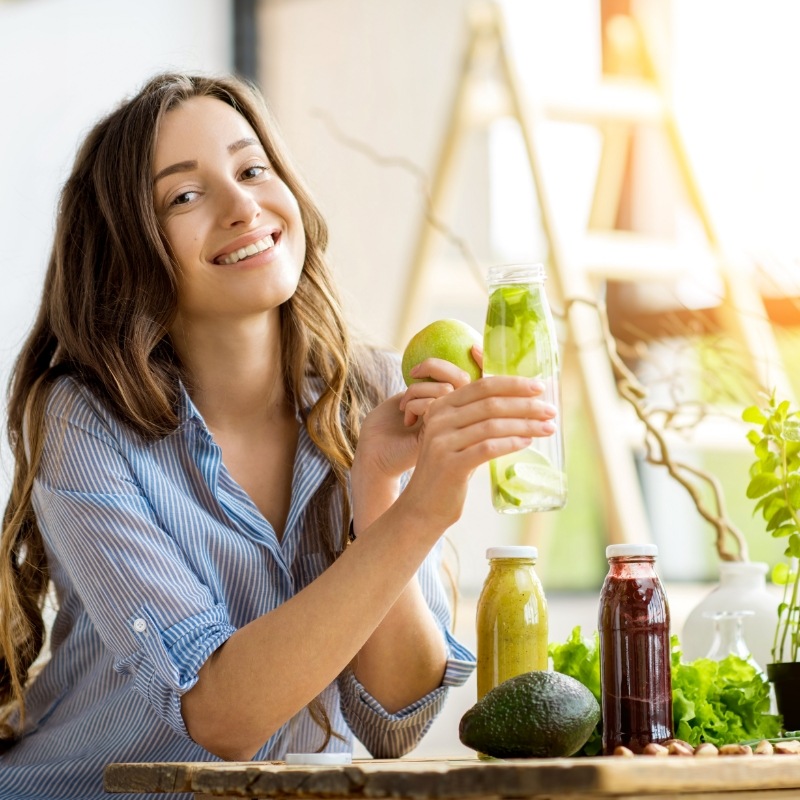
171, 190, 197, 207
242, 164, 269, 180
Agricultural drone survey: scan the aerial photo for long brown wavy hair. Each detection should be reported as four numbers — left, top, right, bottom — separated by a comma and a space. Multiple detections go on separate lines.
0, 73, 386, 748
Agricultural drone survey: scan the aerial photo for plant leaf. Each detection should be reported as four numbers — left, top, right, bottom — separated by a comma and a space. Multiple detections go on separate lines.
747, 473, 780, 499
743, 405, 767, 425
746, 429, 762, 447
767, 507, 792, 530
773, 563, 794, 586
742, 406, 767, 425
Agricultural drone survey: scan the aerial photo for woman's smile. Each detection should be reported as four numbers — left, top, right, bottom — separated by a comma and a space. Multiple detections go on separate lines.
213, 229, 282, 266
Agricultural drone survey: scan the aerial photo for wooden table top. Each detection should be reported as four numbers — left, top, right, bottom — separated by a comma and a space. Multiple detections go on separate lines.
104, 754, 800, 799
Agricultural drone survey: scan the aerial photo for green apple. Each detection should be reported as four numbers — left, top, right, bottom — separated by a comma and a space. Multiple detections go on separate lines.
401, 318, 482, 386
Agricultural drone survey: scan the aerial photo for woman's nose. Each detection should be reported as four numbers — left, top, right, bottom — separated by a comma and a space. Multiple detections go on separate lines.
219, 182, 260, 227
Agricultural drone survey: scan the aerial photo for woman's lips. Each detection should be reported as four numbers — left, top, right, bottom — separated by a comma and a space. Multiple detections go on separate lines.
215, 233, 277, 265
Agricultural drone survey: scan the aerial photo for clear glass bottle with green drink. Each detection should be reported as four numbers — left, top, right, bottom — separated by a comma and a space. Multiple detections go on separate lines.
483, 263, 566, 513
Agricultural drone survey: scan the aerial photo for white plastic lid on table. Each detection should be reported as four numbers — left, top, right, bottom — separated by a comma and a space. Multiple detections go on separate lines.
486, 546, 538, 559
605, 543, 658, 558
285, 753, 352, 766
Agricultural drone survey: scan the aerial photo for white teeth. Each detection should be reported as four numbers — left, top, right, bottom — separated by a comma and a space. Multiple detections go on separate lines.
218, 234, 275, 265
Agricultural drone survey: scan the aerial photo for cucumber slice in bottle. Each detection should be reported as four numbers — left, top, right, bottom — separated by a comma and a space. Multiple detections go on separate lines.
484, 325, 522, 373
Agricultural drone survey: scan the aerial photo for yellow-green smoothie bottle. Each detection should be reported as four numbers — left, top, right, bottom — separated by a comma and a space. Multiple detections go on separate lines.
476, 546, 548, 699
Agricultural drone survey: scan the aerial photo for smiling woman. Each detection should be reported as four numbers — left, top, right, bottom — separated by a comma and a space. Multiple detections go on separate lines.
0, 72, 558, 800
154, 96, 306, 326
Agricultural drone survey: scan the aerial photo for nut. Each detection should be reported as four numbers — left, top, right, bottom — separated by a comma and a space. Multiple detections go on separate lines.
694, 743, 719, 757
754, 740, 775, 755
613, 746, 635, 757
719, 744, 753, 756
642, 743, 669, 757
667, 740, 694, 756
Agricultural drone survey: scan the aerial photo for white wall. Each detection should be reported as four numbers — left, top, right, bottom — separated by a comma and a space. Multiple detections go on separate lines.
258, 0, 492, 351
0, 0, 233, 492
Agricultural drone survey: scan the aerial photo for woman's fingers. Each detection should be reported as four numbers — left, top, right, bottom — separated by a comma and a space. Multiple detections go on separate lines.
406, 357, 474, 389
411, 374, 557, 460
425, 401, 556, 458
471, 344, 484, 371
440, 394, 558, 432
399, 379, 456, 426
444, 375, 545, 407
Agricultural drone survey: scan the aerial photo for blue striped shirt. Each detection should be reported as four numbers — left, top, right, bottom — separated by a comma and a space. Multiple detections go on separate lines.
0, 366, 475, 800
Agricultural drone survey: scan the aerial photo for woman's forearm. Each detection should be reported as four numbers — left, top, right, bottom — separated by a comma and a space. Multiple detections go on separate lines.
349, 467, 448, 712
181, 493, 442, 761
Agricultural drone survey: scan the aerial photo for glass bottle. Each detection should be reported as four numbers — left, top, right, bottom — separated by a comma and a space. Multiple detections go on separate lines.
681, 561, 776, 670
704, 610, 758, 666
476, 546, 548, 699
483, 263, 566, 514
598, 544, 672, 754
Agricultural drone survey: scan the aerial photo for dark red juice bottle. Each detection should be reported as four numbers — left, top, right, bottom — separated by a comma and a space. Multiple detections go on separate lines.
598, 544, 672, 754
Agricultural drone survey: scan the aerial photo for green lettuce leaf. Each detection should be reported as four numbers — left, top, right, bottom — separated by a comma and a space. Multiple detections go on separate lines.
548, 626, 602, 755
670, 637, 782, 746
549, 627, 782, 754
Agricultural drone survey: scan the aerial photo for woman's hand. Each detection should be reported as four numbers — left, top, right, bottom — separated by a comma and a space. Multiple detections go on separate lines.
353, 347, 557, 527
400, 369, 557, 529
354, 356, 474, 482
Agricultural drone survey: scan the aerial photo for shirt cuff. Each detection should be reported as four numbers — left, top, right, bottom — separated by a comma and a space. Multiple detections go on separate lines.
338, 628, 476, 757
441, 628, 477, 687
116, 603, 236, 739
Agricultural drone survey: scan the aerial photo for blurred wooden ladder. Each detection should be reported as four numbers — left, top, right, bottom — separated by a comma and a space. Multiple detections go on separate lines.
395, 0, 794, 545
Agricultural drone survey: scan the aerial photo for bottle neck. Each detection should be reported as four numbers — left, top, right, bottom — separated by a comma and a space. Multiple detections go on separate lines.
607, 556, 657, 579
718, 563, 767, 588
489, 558, 536, 568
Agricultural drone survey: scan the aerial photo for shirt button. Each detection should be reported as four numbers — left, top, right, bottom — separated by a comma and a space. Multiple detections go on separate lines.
133, 618, 147, 633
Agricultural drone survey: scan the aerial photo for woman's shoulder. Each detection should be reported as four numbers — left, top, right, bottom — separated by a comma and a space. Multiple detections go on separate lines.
355, 344, 405, 399
44, 374, 130, 439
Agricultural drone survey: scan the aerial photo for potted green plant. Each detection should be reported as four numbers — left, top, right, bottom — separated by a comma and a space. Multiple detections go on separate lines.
743, 391, 800, 728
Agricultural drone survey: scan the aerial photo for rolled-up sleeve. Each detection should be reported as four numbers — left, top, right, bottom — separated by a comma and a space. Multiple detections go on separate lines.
32, 379, 236, 739
338, 539, 476, 757
117, 604, 236, 736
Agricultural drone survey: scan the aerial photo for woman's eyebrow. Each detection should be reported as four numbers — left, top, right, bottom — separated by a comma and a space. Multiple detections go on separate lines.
228, 137, 261, 154
154, 138, 264, 184
154, 160, 197, 184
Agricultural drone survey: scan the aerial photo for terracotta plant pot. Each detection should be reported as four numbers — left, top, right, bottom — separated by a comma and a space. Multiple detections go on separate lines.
767, 662, 800, 732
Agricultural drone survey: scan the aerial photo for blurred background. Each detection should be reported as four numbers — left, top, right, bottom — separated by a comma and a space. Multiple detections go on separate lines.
2, 0, 800, 757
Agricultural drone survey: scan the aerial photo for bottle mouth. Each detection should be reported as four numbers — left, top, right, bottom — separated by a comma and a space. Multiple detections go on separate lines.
486, 545, 538, 560
606, 543, 658, 558
487, 263, 546, 285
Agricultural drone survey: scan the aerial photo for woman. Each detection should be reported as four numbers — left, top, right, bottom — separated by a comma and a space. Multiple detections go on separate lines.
0, 73, 556, 799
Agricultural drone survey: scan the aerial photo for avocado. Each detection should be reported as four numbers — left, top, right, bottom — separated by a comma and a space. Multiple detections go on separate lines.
459, 670, 600, 759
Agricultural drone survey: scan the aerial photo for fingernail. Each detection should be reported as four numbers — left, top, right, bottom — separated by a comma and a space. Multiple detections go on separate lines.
541, 420, 556, 434
543, 403, 558, 417
529, 379, 545, 392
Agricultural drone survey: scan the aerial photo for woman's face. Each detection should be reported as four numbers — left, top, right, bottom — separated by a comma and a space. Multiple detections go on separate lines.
153, 96, 306, 326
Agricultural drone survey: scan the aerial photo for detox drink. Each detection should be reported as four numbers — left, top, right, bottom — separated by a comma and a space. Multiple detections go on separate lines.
484, 263, 566, 513
476, 546, 548, 700
598, 544, 673, 754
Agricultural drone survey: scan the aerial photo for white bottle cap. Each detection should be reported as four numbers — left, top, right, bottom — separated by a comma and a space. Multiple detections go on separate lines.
606, 544, 658, 558
486, 546, 538, 559
285, 753, 352, 766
